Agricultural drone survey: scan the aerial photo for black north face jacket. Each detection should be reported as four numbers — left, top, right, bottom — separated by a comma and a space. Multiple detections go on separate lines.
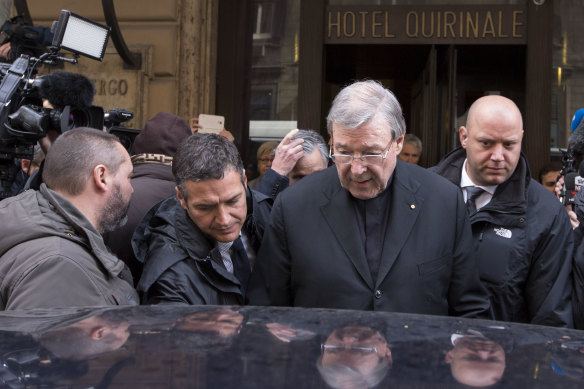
433, 147, 574, 327
134, 188, 272, 305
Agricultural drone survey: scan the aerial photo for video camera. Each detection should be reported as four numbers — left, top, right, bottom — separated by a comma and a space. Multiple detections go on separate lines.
0, 10, 136, 199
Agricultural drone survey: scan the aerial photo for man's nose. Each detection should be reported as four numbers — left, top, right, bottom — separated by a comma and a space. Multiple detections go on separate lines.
490, 144, 505, 161
215, 205, 230, 224
350, 158, 368, 175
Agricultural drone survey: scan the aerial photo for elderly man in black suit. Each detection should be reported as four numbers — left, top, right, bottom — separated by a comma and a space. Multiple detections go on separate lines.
248, 80, 490, 318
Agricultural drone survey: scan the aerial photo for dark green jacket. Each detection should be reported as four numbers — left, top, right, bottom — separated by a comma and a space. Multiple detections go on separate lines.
0, 184, 139, 310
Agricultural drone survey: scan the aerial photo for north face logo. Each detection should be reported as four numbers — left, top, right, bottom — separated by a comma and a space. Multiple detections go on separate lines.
494, 227, 512, 239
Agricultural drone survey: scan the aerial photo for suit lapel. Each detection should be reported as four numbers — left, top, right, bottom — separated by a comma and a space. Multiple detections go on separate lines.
376, 164, 423, 287
321, 188, 374, 288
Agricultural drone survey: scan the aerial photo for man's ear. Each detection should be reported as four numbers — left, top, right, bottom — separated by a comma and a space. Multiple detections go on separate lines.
394, 134, 405, 154
20, 159, 31, 172
459, 126, 469, 148
243, 169, 248, 189
90, 326, 106, 340
444, 350, 453, 364
92, 165, 108, 192
175, 186, 188, 210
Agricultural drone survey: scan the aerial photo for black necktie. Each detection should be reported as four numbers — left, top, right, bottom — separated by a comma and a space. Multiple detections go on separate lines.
231, 237, 251, 297
466, 186, 484, 214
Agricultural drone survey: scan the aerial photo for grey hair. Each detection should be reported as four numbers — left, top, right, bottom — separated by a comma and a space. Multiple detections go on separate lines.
316, 355, 392, 388
404, 133, 422, 153
172, 133, 244, 199
43, 127, 125, 196
292, 129, 328, 167
326, 80, 406, 141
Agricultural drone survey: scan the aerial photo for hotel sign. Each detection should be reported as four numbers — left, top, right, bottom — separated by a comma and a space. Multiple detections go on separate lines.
325, 5, 526, 44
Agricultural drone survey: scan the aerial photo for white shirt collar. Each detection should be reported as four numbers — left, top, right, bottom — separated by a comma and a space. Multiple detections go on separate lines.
460, 159, 498, 195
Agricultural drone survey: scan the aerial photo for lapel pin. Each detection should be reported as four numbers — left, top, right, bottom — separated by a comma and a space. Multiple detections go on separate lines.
410, 204, 416, 209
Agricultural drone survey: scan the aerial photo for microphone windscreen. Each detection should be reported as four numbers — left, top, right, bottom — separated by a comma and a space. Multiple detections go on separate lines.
38, 71, 95, 109
568, 119, 584, 157
579, 161, 584, 177
565, 172, 578, 191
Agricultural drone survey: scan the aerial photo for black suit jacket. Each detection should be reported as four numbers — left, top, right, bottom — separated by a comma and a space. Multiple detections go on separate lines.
248, 161, 490, 318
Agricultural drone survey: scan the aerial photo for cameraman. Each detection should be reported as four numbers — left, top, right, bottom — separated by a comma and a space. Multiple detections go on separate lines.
0, 127, 138, 309
24, 71, 96, 191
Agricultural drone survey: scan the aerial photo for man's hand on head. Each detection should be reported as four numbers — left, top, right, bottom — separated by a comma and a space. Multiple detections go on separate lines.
271, 129, 305, 176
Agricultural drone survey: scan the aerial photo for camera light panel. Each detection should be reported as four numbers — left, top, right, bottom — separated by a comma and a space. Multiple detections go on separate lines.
57, 11, 110, 61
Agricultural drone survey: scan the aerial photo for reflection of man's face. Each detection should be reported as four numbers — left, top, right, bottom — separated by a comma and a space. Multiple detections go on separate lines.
445, 337, 506, 387
321, 326, 392, 376
175, 309, 244, 338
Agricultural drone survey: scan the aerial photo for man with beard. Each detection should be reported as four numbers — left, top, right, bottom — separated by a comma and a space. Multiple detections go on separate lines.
0, 127, 139, 309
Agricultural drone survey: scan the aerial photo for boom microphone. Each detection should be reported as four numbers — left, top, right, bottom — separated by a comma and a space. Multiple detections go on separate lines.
36, 71, 95, 109
568, 119, 584, 159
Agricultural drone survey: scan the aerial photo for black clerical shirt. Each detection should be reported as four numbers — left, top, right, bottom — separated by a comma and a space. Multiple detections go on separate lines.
352, 176, 393, 283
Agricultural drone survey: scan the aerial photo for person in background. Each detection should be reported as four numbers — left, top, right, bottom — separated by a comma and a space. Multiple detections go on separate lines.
247, 141, 279, 189
256, 129, 328, 197
538, 161, 562, 194
103, 112, 192, 284
397, 134, 422, 165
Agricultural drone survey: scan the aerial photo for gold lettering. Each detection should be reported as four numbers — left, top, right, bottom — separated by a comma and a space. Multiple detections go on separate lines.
108, 79, 118, 95
444, 11, 456, 38
118, 79, 128, 96
482, 11, 496, 38
421, 11, 434, 38
343, 12, 356, 37
512, 10, 524, 38
497, 11, 508, 38
328, 11, 341, 38
466, 12, 478, 38
384, 11, 395, 38
372, 11, 382, 38
406, 11, 418, 37
437, 11, 441, 38
92, 79, 128, 96
359, 11, 367, 38
460, 12, 463, 37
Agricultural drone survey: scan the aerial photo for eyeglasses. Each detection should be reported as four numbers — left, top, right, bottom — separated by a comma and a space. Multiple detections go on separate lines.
329, 140, 393, 166
321, 344, 378, 355
258, 158, 274, 164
